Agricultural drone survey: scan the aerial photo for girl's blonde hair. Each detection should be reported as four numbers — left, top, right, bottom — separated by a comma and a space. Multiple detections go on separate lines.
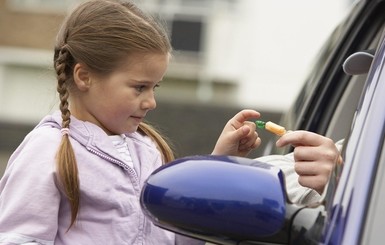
53, 0, 174, 229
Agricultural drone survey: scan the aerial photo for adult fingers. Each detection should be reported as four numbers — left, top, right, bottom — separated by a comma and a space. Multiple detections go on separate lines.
294, 159, 333, 176
276, 130, 333, 148
297, 174, 330, 193
295, 161, 333, 193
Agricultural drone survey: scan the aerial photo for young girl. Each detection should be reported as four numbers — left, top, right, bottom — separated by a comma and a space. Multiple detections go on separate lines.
0, 0, 260, 244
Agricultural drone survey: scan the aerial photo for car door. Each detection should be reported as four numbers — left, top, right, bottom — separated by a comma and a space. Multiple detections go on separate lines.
273, 0, 385, 244
323, 32, 385, 245
288, 13, 385, 245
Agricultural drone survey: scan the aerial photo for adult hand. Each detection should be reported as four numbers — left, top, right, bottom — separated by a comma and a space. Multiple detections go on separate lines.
212, 109, 261, 157
276, 130, 341, 194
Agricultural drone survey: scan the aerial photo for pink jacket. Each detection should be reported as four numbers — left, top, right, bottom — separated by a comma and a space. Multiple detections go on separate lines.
0, 111, 202, 245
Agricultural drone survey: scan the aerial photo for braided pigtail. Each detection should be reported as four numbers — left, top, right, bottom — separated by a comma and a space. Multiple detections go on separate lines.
138, 123, 175, 164
54, 45, 80, 230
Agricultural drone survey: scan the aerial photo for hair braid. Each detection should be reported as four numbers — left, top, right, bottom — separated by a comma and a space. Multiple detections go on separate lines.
56, 46, 72, 127
55, 45, 80, 230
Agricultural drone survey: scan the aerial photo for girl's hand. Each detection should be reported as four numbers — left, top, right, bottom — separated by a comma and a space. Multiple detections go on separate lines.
276, 130, 342, 194
212, 109, 261, 157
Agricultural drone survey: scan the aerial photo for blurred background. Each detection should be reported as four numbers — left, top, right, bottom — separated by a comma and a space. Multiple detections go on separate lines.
0, 0, 354, 176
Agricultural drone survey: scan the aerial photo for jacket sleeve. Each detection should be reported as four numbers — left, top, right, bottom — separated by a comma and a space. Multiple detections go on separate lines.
257, 139, 345, 205
0, 128, 61, 245
256, 153, 321, 205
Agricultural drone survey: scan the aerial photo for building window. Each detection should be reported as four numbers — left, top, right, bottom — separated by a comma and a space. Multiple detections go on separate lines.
170, 18, 204, 53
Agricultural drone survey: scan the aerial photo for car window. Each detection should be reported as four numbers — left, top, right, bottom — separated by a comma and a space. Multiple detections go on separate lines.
325, 28, 383, 142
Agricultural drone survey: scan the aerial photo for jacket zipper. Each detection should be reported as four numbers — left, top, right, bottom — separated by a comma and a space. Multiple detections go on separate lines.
87, 147, 141, 194
87, 147, 147, 240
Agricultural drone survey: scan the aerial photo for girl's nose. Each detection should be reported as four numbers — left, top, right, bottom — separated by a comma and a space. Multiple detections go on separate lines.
142, 92, 157, 110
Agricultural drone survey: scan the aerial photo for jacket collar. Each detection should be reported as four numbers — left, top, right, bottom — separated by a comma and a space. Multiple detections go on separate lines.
35, 111, 159, 173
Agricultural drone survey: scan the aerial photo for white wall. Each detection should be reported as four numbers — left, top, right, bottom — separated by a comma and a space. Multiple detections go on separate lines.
0, 48, 57, 124
205, 0, 352, 112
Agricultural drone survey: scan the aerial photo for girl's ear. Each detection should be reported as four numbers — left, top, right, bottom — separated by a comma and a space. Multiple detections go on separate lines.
73, 63, 91, 91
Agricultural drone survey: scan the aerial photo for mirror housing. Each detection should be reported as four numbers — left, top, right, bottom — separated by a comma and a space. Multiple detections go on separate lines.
141, 155, 288, 244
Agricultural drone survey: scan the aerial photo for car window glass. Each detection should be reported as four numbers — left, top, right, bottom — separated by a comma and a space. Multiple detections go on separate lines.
325, 29, 382, 142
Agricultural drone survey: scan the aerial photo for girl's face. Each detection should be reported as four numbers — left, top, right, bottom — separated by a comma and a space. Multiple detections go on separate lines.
70, 53, 169, 135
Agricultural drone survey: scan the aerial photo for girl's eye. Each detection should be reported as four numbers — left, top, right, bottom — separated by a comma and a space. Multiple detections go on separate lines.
134, 83, 160, 92
135, 85, 146, 92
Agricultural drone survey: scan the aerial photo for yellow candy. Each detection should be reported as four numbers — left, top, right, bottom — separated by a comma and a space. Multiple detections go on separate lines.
265, 121, 286, 136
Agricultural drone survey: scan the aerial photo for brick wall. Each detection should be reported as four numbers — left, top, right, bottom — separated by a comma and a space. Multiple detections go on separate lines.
0, 0, 64, 49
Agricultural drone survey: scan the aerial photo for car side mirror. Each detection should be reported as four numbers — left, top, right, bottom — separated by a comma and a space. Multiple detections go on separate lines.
140, 155, 289, 244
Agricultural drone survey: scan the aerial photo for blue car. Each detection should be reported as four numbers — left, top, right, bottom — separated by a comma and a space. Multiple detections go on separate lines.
140, 0, 385, 244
